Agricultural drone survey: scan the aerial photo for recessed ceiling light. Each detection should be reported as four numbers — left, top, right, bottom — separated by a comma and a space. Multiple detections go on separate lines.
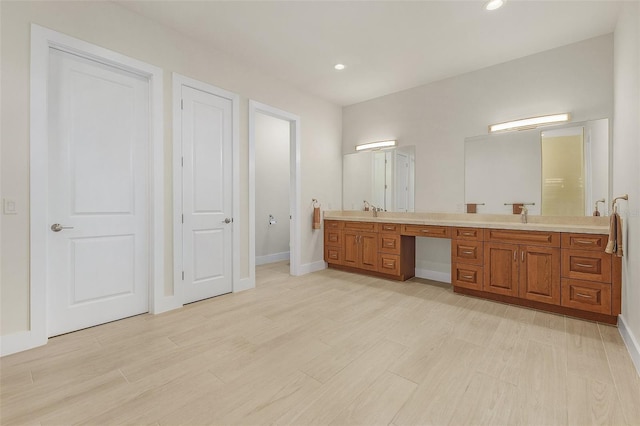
334, 64, 345, 71
485, 0, 504, 11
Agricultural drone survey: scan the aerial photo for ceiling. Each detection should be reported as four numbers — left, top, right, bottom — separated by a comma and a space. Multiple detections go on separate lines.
116, 1, 623, 106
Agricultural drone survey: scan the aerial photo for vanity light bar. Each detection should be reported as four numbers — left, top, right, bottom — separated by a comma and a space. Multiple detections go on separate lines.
489, 113, 571, 133
355, 140, 397, 151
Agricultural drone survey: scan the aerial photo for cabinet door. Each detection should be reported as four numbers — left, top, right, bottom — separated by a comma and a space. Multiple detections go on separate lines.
343, 231, 359, 268
359, 232, 379, 271
519, 246, 560, 305
484, 242, 519, 297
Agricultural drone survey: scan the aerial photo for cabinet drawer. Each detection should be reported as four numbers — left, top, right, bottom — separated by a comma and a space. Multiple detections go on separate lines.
344, 221, 378, 232
454, 227, 484, 241
324, 246, 342, 265
451, 240, 483, 266
452, 263, 483, 291
486, 229, 560, 247
562, 249, 611, 283
379, 233, 401, 254
324, 229, 342, 247
324, 220, 344, 230
378, 253, 400, 276
379, 223, 401, 234
401, 224, 451, 238
561, 279, 611, 315
561, 233, 608, 251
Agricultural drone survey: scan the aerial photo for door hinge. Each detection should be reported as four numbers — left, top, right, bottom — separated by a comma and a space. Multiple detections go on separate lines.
181, 99, 184, 110
182, 214, 184, 224
182, 271, 184, 280
181, 157, 184, 167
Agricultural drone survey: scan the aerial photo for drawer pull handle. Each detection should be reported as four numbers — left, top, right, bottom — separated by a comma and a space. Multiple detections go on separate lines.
576, 263, 594, 268
576, 293, 593, 299
421, 229, 432, 233
522, 251, 525, 262
462, 250, 473, 255
384, 262, 394, 267
575, 239, 595, 245
462, 275, 473, 279
462, 232, 473, 236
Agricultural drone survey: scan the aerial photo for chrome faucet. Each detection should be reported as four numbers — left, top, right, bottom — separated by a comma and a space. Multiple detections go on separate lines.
520, 205, 528, 224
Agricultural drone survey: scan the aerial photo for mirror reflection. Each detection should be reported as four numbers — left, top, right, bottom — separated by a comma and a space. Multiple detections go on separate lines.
464, 118, 609, 216
343, 146, 415, 212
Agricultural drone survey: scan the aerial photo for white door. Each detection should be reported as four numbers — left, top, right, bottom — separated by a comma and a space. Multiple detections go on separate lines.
47, 48, 150, 336
395, 151, 409, 212
180, 86, 233, 304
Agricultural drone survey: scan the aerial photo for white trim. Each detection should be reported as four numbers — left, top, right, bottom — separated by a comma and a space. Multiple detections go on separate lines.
298, 260, 327, 275
415, 268, 452, 284
172, 73, 241, 301
0, 331, 39, 357
15, 24, 165, 356
249, 100, 302, 285
235, 278, 255, 293
619, 315, 640, 377
256, 251, 291, 266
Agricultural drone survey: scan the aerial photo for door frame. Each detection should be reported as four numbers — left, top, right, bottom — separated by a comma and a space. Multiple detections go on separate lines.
172, 73, 240, 302
7, 25, 165, 356
249, 100, 301, 283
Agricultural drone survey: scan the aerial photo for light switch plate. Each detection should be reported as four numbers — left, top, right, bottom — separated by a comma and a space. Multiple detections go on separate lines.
3, 198, 17, 215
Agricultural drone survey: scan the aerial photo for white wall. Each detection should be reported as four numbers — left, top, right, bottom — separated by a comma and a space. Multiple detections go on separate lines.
343, 34, 614, 278
0, 1, 342, 336
613, 2, 640, 371
255, 113, 290, 263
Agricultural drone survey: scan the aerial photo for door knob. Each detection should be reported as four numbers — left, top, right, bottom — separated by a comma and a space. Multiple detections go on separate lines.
50, 223, 74, 232
223, 218, 232, 224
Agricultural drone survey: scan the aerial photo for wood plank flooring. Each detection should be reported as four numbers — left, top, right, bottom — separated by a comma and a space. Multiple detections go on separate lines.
1, 261, 639, 425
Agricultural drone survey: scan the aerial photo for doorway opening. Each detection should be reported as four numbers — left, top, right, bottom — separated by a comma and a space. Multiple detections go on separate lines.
254, 113, 291, 267
249, 101, 301, 286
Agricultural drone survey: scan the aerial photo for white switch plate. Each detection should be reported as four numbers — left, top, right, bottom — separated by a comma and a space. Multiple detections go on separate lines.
3, 198, 17, 215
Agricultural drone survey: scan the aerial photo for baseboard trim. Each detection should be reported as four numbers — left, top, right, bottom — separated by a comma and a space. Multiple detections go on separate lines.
235, 277, 255, 293
256, 251, 290, 266
415, 268, 451, 284
618, 315, 640, 377
0, 330, 47, 357
298, 260, 326, 276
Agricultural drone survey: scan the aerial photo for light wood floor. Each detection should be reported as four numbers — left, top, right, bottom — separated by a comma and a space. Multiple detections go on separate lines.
1, 261, 639, 425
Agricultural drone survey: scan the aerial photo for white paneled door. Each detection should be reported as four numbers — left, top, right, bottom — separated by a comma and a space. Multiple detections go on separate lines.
180, 86, 233, 304
47, 49, 150, 336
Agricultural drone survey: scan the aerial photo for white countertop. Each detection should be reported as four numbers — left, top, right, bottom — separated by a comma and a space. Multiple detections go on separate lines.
323, 211, 610, 234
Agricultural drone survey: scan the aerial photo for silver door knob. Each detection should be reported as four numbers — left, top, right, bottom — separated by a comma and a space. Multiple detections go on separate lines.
223, 218, 232, 224
50, 223, 74, 232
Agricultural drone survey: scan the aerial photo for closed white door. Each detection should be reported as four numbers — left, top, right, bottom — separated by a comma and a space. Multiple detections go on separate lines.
47, 48, 150, 336
395, 151, 409, 212
181, 86, 233, 304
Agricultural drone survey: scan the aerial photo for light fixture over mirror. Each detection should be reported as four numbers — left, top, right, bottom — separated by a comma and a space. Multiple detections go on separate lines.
489, 113, 571, 133
355, 140, 397, 152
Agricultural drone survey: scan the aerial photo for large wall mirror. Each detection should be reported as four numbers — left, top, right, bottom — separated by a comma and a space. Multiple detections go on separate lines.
465, 118, 610, 216
343, 146, 415, 212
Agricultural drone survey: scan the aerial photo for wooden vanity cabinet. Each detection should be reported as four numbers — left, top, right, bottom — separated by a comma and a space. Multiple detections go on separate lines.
451, 227, 484, 291
325, 220, 414, 280
324, 220, 344, 265
483, 231, 560, 304
560, 233, 617, 316
343, 222, 378, 271
379, 223, 415, 280
325, 219, 621, 324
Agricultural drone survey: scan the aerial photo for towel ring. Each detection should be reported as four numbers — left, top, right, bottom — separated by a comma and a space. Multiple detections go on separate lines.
312, 198, 321, 208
